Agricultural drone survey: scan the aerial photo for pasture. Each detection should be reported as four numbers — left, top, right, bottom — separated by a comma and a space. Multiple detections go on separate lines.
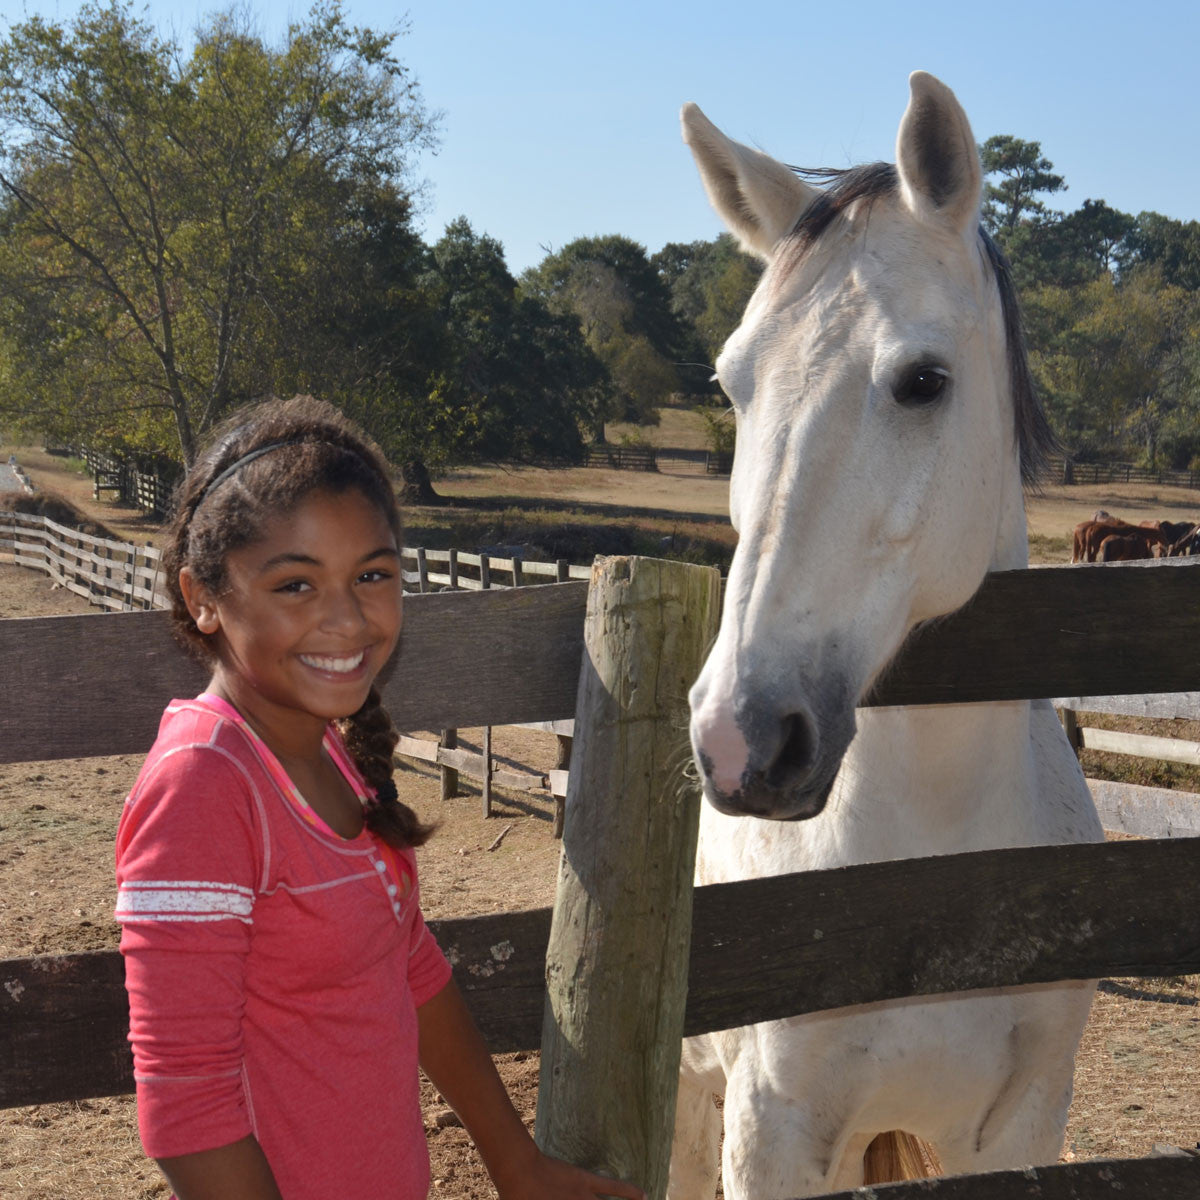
2, 444, 1200, 1197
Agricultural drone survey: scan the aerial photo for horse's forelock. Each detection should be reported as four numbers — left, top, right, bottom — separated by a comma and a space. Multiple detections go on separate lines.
771, 163, 1054, 489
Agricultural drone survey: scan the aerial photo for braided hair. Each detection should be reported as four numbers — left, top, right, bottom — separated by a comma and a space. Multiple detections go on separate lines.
162, 395, 433, 849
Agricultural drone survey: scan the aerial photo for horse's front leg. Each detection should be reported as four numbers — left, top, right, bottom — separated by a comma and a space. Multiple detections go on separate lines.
666, 1066, 722, 1200
720, 1064, 859, 1200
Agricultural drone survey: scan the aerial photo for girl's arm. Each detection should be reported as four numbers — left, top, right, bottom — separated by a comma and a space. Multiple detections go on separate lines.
155, 1135, 284, 1200
417, 980, 645, 1200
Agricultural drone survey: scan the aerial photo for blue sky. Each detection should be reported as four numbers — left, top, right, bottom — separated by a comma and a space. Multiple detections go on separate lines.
7, 0, 1199, 273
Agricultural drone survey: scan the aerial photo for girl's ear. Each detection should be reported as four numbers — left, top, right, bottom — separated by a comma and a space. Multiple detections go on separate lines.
178, 566, 221, 636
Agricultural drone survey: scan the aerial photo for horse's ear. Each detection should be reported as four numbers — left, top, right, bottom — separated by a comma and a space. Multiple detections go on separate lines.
895, 72, 981, 236
681, 103, 818, 261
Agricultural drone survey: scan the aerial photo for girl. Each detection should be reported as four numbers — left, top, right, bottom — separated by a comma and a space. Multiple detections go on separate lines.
115, 397, 644, 1200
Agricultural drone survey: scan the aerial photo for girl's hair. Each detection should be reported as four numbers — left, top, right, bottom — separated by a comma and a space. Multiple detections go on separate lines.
162, 395, 433, 849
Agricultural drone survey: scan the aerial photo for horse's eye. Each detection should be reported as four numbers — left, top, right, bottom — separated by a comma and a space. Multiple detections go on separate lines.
895, 365, 949, 405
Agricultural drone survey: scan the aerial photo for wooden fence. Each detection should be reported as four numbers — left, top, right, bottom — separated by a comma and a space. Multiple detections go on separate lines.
1, 510, 593, 611
1056, 692, 1200, 839
79, 448, 176, 514
584, 443, 658, 471
1, 510, 164, 612
3, 558, 1200, 1196
1051, 454, 1200, 489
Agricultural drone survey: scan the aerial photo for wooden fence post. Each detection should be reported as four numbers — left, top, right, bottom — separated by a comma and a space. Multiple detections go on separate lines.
416, 547, 429, 593
439, 728, 459, 800
481, 724, 493, 818
448, 547, 459, 590
1058, 706, 1081, 755
535, 556, 721, 1200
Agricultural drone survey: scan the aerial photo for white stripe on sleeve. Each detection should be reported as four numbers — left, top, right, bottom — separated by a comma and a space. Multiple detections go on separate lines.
116, 880, 254, 924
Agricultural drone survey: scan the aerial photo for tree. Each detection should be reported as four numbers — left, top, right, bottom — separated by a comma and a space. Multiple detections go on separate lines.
521, 235, 687, 428
1010, 199, 1137, 289
1123, 211, 1200, 290
1026, 268, 1199, 465
384, 217, 609, 501
979, 135, 1067, 239
653, 234, 761, 379
0, 1, 436, 464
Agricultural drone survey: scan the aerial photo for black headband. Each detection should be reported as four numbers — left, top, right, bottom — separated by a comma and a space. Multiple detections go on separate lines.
194, 438, 310, 507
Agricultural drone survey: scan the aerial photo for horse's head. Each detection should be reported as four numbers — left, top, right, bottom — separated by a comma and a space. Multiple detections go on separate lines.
684, 72, 1049, 821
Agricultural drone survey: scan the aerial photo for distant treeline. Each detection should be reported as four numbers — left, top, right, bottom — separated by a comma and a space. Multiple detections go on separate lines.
0, 5, 1194, 489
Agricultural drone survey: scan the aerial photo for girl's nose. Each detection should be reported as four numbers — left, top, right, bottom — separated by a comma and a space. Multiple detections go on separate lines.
321, 586, 367, 633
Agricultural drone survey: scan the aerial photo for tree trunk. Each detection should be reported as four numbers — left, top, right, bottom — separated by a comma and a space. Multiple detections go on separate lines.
399, 459, 441, 505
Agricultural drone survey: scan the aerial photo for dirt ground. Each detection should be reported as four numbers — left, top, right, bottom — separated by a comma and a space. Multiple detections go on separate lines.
3, 452, 1199, 1196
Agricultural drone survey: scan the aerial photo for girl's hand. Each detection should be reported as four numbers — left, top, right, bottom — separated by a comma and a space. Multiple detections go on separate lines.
416, 983, 644, 1200
495, 1147, 645, 1200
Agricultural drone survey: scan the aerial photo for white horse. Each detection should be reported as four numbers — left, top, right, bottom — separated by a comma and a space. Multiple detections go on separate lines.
674, 73, 1103, 1199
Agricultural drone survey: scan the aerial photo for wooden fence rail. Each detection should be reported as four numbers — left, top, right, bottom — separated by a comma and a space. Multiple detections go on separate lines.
2, 510, 594, 608
1051, 456, 1200, 489
583, 444, 658, 471
3, 836, 1198, 1106
2, 511, 163, 611
1054, 691, 1200, 837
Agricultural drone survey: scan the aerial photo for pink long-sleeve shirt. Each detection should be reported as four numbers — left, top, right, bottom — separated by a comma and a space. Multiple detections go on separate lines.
115, 694, 452, 1199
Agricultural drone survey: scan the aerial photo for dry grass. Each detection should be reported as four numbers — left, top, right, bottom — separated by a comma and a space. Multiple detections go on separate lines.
1069, 973, 1200, 1160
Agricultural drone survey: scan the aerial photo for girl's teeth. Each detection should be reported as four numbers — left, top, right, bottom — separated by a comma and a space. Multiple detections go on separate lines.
300, 651, 365, 674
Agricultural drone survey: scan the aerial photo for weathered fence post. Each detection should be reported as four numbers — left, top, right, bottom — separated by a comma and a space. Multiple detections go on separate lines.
1058, 706, 1081, 755
535, 555, 721, 1200
481, 724, 493, 818
439, 728, 459, 800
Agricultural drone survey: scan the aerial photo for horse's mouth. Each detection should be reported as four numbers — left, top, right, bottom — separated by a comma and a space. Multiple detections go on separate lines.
699, 754, 840, 822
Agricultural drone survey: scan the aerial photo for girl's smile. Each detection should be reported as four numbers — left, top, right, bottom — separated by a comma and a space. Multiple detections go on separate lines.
179, 487, 403, 760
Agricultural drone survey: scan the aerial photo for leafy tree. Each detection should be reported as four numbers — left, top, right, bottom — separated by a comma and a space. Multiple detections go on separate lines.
1027, 268, 1199, 465
0, 1, 435, 464
653, 234, 762, 386
979, 135, 1066, 239
1123, 211, 1200, 290
521, 235, 687, 428
390, 217, 609, 501
1012, 199, 1138, 288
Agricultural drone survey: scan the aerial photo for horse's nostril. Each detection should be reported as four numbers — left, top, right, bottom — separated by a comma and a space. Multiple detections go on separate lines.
765, 712, 815, 789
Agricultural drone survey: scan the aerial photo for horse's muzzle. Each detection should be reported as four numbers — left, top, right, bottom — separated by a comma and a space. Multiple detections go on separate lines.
691, 697, 856, 821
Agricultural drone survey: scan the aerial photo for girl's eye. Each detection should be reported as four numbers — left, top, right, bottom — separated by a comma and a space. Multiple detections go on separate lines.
274, 579, 312, 594
358, 569, 394, 585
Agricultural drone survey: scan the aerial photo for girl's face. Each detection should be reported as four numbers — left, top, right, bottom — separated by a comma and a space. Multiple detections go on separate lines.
181, 488, 403, 747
